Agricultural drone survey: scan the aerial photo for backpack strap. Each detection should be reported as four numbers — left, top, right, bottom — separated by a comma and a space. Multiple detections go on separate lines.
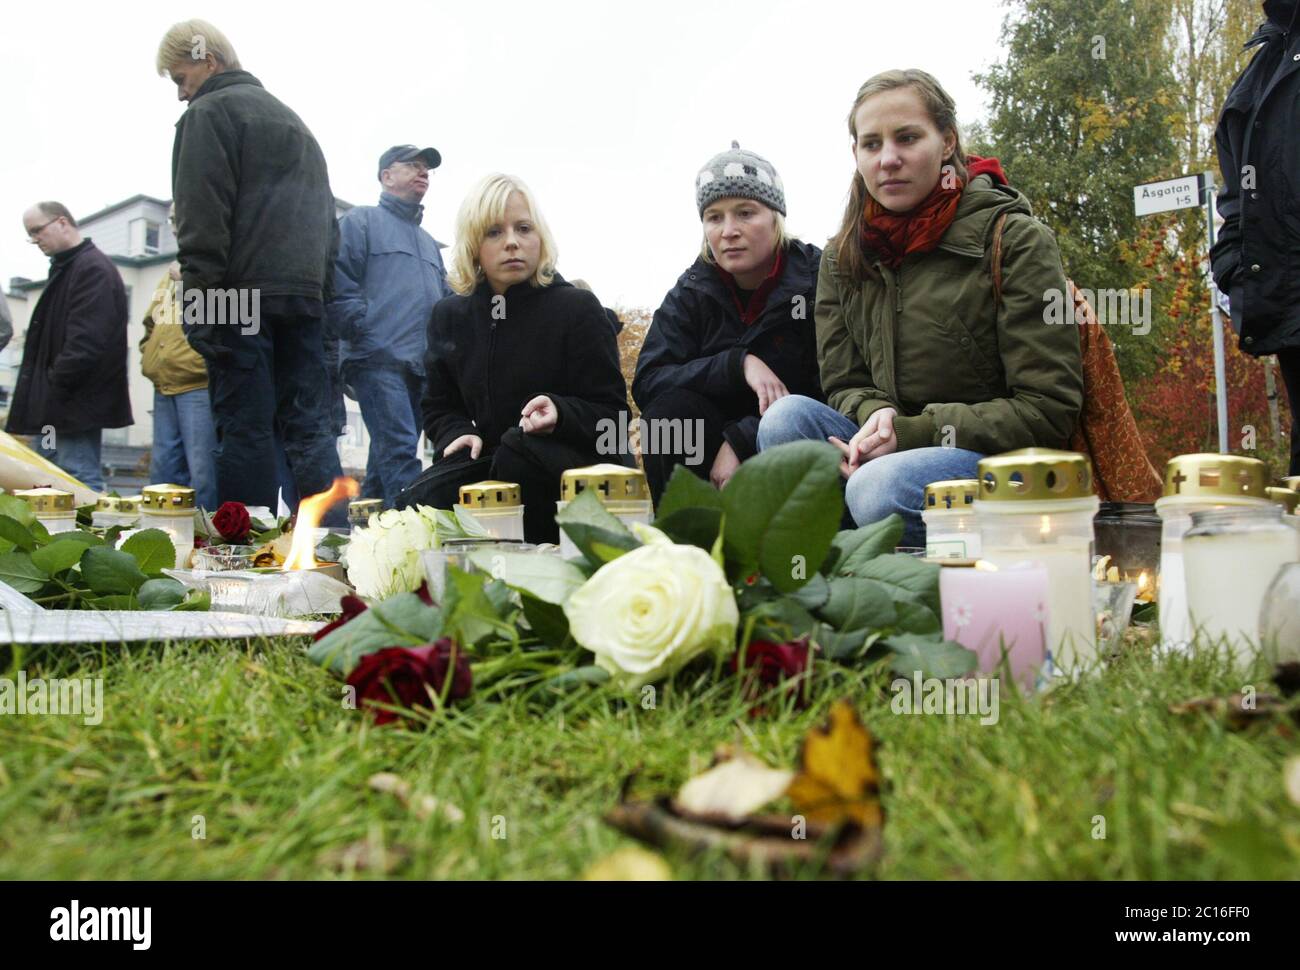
991, 212, 1009, 310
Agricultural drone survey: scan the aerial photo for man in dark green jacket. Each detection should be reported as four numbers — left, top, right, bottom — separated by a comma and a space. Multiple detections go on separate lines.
156, 18, 344, 517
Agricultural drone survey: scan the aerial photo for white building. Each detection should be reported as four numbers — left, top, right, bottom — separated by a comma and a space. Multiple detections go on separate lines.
2, 194, 375, 475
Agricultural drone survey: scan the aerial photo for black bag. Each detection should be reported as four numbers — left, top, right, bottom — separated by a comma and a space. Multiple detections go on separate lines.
393, 455, 494, 511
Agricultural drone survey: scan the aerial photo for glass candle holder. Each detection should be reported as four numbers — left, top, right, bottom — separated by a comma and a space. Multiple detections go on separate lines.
458, 480, 525, 541
92, 494, 143, 530
1184, 505, 1299, 666
348, 498, 383, 530
1259, 562, 1300, 666
1154, 453, 1271, 652
974, 449, 1100, 674
420, 538, 525, 603
556, 464, 653, 559
193, 544, 258, 571
1093, 502, 1161, 602
13, 487, 78, 534
141, 483, 197, 569
922, 479, 980, 559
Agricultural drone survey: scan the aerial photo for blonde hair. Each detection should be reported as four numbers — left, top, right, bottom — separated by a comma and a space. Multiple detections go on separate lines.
447, 174, 558, 295
699, 204, 789, 266
155, 19, 242, 75
831, 69, 968, 281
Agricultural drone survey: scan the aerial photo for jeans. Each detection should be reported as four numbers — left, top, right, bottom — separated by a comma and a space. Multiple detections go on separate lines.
345, 360, 424, 507
38, 428, 104, 492
150, 387, 218, 511
201, 311, 346, 525
758, 394, 984, 547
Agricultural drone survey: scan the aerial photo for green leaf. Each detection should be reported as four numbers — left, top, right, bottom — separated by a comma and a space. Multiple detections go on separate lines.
172, 589, 211, 611
441, 566, 515, 647
48, 530, 102, 547
306, 591, 444, 674
0, 516, 37, 552
828, 515, 905, 576
855, 554, 942, 614
790, 573, 830, 610
30, 540, 89, 576
817, 625, 877, 661
137, 577, 187, 610
883, 634, 978, 680
721, 440, 843, 593
819, 576, 897, 633
79, 546, 149, 595
655, 465, 723, 519
29, 520, 51, 545
468, 550, 587, 606
452, 504, 492, 539
0, 551, 51, 594
555, 489, 640, 568
84, 594, 138, 610
743, 596, 818, 644
653, 507, 723, 553
521, 593, 571, 649
545, 665, 611, 689
892, 600, 942, 636
121, 528, 179, 576
0, 496, 37, 527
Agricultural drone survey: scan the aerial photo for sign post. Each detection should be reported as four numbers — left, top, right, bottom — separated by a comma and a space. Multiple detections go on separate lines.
1132, 173, 1229, 454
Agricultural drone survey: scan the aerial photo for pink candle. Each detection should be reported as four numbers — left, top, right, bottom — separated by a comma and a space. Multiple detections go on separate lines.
939, 563, 1050, 689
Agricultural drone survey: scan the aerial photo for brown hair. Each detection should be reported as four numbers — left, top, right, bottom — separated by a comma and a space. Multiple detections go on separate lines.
830, 69, 967, 281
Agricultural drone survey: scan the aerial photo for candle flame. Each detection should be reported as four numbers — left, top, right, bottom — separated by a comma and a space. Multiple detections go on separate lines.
973, 560, 999, 572
282, 477, 359, 571
1039, 515, 1052, 537
1137, 571, 1149, 593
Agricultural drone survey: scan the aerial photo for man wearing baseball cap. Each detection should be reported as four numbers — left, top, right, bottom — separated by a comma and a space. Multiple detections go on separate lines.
326, 145, 450, 506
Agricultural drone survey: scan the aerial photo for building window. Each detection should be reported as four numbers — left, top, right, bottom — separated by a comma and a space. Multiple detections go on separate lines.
144, 222, 160, 255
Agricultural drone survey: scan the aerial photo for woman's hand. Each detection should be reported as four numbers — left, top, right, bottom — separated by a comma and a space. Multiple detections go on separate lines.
710, 440, 741, 489
519, 395, 558, 435
167, 260, 182, 282
743, 354, 789, 415
443, 434, 484, 459
828, 407, 897, 479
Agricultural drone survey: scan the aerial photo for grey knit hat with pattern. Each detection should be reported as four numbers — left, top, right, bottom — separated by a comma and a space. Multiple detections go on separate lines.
695, 141, 786, 217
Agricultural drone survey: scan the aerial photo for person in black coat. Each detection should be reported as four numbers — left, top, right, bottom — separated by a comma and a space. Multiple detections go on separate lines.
632, 143, 823, 501
1211, 0, 1300, 474
8, 202, 132, 491
411, 174, 628, 543
156, 19, 345, 518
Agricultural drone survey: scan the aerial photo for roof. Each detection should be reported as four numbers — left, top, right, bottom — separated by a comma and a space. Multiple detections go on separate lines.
78, 194, 172, 226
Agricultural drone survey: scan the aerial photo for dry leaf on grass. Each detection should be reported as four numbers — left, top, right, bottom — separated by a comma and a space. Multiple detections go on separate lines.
674, 748, 794, 821
1285, 758, 1300, 808
1167, 692, 1297, 730
368, 772, 464, 824
582, 846, 672, 881
787, 700, 884, 829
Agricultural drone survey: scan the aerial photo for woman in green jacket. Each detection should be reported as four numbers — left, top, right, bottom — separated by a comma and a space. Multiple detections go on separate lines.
758, 69, 1083, 545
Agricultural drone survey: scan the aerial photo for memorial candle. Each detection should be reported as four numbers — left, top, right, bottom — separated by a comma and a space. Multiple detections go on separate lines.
939, 561, 1049, 689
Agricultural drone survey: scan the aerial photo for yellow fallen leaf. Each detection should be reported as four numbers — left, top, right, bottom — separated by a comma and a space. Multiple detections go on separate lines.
582, 847, 672, 881
1285, 758, 1300, 808
786, 700, 883, 829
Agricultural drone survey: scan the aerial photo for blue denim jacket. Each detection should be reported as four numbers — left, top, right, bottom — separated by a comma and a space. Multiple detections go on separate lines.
327, 192, 449, 374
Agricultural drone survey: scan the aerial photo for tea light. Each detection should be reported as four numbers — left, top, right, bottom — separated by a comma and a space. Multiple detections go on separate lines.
141, 483, 197, 569
92, 494, 142, 529
922, 479, 981, 559
1183, 505, 1300, 666
458, 480, 525, 540
13, 487, 77, 534
556, 464, 653, 559
939, 560, 1049, 688
1154, 454, 1272, 652
347, 498, 383, 529
974, 449, 1100, 673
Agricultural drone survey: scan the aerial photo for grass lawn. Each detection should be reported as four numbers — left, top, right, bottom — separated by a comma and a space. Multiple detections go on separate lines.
1, 631, 1298, 880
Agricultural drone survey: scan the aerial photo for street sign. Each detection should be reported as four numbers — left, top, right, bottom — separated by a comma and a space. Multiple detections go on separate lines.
1133, 173, 1203, 216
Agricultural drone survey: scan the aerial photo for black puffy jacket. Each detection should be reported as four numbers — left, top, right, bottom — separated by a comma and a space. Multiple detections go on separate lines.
171, 70, 337, 301
1210, 0, 1300, 356
632, 239, 824, 459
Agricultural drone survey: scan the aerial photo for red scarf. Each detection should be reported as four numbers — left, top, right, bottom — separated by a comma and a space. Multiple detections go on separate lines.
860, 155, 1008, 269
717, 246, 785, 326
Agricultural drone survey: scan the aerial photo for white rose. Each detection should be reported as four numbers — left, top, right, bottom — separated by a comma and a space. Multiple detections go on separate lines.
563, 541, 739, 688
346, 507, 439, 600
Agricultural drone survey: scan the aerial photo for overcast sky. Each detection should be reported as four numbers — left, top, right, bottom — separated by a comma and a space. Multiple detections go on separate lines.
1, 0, 1007, 309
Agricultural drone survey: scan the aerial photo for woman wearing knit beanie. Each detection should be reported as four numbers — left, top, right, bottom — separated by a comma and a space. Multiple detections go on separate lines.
757, 69, 1084, 547
632, 143, 824, 501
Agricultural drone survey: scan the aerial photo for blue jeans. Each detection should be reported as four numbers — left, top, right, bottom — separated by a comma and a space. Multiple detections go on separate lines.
757, 395, 983, 547
201, 311, 346, 526
345, 360, 424, 508
150, 387, 218, 511
38, 428, 104, 492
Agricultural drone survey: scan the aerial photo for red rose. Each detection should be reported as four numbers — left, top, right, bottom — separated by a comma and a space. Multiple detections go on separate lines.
730, 638, 812, 710
212, 501, 252, 543
346, 638, 472, 724
312, 594, 370, 641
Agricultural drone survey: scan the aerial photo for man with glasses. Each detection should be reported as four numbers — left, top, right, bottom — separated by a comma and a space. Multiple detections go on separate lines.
326, 145, 449, 506
156, 19, 344, 516
6, 203, 132, 491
